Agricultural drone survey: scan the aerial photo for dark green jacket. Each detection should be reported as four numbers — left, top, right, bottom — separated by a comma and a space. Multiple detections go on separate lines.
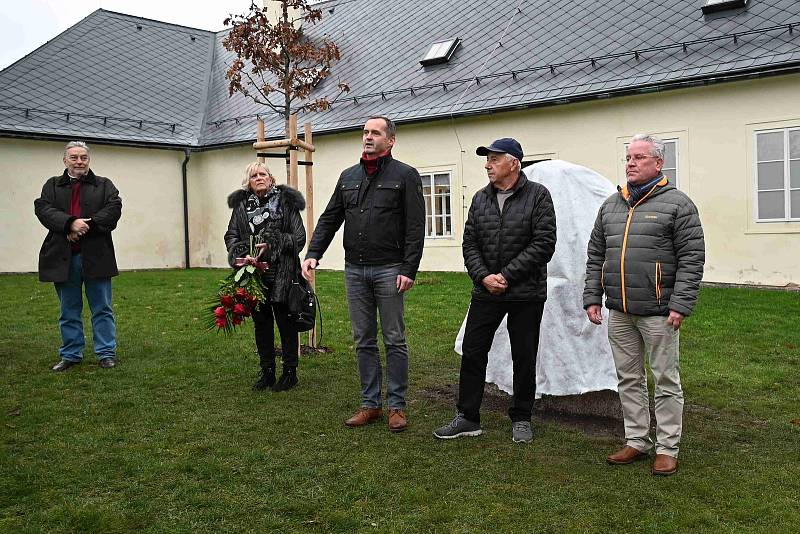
34, 170, 122, 283
583, 175, 705, 316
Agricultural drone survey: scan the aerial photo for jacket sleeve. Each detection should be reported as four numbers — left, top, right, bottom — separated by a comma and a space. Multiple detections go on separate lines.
224, 207, 248, 268
305, 175, 346, 262
87, 179, 122, 235
400, 169, 426, 280
34, 178, 72, 233
500, 185, 557, 285
286, 207, 306, 253
583, 204, 607, 309
462, 193, 490, 285
668, 198, 705, 316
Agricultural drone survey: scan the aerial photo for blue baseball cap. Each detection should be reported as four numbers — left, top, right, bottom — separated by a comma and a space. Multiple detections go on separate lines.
476, 138, 523, 161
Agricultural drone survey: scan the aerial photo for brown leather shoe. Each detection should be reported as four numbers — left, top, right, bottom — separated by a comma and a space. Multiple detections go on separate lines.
652, 454, 678, 476
344, 408, 383, 427
388, 409, 407, 433
606, 445, 649, 465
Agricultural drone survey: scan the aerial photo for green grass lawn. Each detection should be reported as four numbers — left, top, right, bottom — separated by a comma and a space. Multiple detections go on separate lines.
1, 269, 798, 533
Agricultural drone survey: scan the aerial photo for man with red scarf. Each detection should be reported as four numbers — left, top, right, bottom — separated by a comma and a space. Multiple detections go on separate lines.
302, 116, 425, 433
34, 141, 122, 372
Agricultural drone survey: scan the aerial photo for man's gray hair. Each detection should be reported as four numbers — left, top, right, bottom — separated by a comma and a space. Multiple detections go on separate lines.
64, 141, 89, 158
630, 134, 664, 159
368, 116, 396, 138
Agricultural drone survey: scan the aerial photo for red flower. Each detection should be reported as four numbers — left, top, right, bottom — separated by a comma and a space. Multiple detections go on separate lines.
236, 287, 247, 297
214, 306, 226, 318
215, 317, 228, 328
233, 303, 246, 315
220, 295, 234, 308
232, 315, 243, 325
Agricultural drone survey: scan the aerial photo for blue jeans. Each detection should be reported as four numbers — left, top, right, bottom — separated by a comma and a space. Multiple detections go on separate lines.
345, 262, 408, 410
54, 254, 117, 362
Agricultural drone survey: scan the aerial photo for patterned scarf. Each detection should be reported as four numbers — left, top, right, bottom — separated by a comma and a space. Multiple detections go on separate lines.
245, 186, 282, 237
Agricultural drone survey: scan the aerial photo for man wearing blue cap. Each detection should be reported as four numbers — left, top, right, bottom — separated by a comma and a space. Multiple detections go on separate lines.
434, 138, 556, 443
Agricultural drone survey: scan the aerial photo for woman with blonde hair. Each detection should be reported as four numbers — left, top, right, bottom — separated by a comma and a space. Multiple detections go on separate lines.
224, 161, 306, 391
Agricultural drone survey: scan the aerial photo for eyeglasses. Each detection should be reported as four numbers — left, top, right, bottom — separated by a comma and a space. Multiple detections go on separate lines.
625, 154, 661, 163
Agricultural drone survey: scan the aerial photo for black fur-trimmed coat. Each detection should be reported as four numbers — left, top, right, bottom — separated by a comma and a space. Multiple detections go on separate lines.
224, 185, 306, 303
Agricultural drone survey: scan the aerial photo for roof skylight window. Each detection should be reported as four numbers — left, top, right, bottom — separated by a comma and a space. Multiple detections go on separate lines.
420, 39, 461, 66
701, 0, 747, 15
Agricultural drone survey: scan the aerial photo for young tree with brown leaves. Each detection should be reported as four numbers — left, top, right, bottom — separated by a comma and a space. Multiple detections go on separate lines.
223, 0, 349, 126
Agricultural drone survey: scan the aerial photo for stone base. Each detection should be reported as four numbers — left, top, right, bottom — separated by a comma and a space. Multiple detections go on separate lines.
535, 389, 622, 420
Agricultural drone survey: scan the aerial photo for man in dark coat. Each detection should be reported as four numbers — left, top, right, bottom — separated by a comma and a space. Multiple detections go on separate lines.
583, 134, 705, 476
433, 138, 557, 443
34, 141, 122, 371
301, 116, 425, 433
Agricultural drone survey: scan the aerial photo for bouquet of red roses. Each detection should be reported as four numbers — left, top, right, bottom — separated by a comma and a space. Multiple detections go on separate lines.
207, 238, 269, 333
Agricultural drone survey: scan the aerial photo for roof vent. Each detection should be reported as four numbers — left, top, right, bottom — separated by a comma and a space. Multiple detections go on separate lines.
702, 0, 747, 14
420, 38, 461, 67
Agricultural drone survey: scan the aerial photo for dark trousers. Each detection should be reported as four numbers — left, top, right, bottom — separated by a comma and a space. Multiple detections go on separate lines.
252, 298, 298, 370
458, 297, 545, 424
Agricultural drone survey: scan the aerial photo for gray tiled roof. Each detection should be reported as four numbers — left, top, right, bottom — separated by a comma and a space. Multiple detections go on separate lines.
2, 1, 799, 147
0, 10, 216, 145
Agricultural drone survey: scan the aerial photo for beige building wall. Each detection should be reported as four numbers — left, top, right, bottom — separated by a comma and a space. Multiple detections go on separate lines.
0, 138, 187, 273
4, 74, 799, 285
194, 73, 800, 285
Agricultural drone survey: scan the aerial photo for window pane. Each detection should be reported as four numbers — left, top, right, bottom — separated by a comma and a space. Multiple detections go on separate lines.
790, 130, 800, 159
757, 161, 784, 190
445, 216, 452, 234
758, 191, 785, 219
662, 166, 677, 181
792, 190, 800, 219
791, 161, 800, 189
424, 194, 432, 218
434, 173, 450, 186
756, 131, 784, 161
426, 215, 433, 236
663, 141, 677, 169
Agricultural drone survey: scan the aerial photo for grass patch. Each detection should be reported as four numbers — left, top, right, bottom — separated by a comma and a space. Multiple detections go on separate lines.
1, 270, 798, 532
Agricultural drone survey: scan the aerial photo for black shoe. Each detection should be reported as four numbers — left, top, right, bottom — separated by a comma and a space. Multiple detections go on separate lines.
252, 367, 276, 391
51, 360, 80, 372
99, 357, 116, 369
272, 367, 298, 392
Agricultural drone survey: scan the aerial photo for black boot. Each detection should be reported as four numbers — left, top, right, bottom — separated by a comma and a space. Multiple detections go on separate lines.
272, 367, 298, 392
252, 366, 276, 391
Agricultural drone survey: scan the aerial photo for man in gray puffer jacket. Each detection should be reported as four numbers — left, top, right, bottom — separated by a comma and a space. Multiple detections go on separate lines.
584, 134, 705, 476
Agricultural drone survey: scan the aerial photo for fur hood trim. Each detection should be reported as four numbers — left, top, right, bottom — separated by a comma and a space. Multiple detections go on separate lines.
227, 185, 306, 211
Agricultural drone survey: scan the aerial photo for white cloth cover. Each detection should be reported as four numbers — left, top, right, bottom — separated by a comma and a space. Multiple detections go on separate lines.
455, 160, 618, 397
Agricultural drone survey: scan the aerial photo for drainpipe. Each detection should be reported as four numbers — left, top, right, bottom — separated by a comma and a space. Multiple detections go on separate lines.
181, 148, 191, 269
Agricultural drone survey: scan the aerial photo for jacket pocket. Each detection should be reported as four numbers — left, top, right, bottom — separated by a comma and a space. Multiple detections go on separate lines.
374, 181, 402, 208
340, 183, 360, 207
601, 261, 606, 290
655, 261, 662, 306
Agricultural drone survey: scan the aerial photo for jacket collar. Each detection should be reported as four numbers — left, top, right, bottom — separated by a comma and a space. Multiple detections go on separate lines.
57, 169, 97, 186
486, 170, 527, 196
619, 173, 668, 202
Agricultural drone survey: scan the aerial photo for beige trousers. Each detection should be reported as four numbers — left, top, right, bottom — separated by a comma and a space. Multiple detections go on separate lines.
608, 310, 683, 457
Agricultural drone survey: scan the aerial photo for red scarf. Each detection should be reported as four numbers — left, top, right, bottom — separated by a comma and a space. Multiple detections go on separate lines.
70, 179, 82, 253
360, 150, 391, 175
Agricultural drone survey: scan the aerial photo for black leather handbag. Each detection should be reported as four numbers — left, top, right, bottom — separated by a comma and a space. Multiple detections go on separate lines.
287, 276, 316, 332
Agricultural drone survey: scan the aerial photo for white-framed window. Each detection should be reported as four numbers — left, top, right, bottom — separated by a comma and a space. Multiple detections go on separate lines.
421, 171, 452, 238
661, 139, 679, 186
754, 128, 800, 222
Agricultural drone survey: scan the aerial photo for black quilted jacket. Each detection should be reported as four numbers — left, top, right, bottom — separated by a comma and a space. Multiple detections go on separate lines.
583, 176, 705, 317
463, 174, 557, 301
